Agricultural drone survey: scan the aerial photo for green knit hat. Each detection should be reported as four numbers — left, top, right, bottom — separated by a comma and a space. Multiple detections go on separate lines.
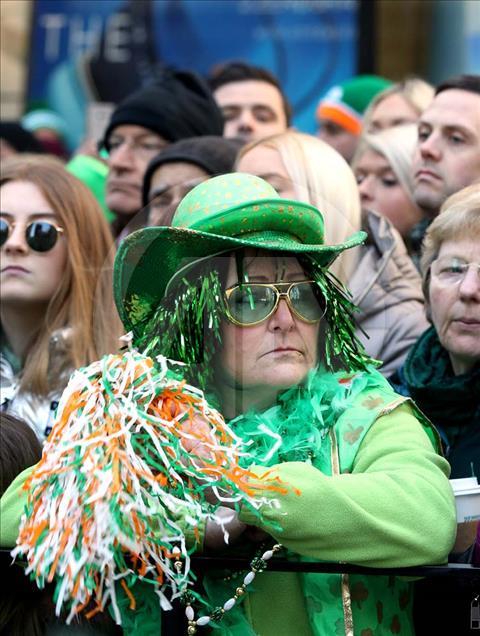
316, 74, 392, 135
114, 173, 366, 337
66, 155, 115, 223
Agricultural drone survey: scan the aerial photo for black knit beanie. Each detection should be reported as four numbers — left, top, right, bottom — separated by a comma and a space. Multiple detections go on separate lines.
141, 136, 244, 206
102, 68, 224, 148
0, 122, 45, 154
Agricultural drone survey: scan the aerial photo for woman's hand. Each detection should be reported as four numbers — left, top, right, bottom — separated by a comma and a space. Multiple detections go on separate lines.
204, 507, 271, 551
179, 413, 213, 460
164, 397, 213, 460
204, 506, 247, 551
169, 399, 271, 547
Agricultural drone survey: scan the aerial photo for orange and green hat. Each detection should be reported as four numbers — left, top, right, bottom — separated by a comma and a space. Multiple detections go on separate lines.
114, 173, 366, 335
316, 75, 392, 135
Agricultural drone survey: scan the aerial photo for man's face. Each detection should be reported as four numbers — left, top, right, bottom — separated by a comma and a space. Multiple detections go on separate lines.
147, 162, 209, 227
214, 80, 288, 142
412, 89, 480, 216
317, 119, 358, 163
105, 125, 168, 217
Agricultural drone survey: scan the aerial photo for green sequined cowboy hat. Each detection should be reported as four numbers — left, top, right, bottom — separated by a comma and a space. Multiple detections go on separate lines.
114, 173, 366, 336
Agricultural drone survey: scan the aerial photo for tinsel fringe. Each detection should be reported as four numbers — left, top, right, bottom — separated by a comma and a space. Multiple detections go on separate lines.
13, 351, 285, 624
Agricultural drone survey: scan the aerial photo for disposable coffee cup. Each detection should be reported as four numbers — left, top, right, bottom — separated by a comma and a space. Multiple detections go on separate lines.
450, 477, 480, 523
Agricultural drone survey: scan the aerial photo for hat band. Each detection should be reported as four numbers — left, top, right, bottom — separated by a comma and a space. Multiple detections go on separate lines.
317, 104, 362, 136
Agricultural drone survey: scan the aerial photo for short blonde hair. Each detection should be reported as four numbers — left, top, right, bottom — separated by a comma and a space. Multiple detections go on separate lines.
363, 77, 434, 132
236, 131, 362, 282
353, 123, 418, 202
421, 184, 480, 297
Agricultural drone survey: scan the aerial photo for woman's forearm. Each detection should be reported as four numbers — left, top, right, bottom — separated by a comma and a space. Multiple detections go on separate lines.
239, 405, 456, 567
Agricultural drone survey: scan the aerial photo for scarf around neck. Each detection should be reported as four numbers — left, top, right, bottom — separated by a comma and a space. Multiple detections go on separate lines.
403, 326, 480, 430
229, 366, 384, 468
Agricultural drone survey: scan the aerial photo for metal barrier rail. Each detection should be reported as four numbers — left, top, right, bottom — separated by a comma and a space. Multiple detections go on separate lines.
2, 549, 478, 578
190, 556, 480, 579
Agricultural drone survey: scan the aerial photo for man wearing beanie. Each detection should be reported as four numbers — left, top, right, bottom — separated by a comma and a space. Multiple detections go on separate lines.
316, 75, 392, 162
142, 136, 242, 226
100, 68, 224, 237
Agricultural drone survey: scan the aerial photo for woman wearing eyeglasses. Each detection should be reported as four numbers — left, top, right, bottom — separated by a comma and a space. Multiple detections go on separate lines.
390, 184, 480, 480
389, 186, 480, 636
0, 155, 122, 440
2, 173, 455, 635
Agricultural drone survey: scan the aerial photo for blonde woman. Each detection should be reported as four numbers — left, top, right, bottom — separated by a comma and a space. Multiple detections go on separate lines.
353, 124, 425, 241
236, 131, 429, 376
0, 155, 122, 439
363, 77, 434, 133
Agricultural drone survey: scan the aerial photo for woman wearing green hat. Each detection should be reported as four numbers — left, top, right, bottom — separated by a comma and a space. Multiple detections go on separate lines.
114, 172, 454, 635
3, 173, 455, 635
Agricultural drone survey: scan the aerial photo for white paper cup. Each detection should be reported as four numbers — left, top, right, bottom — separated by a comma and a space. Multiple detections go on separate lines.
450, 477, 480, 523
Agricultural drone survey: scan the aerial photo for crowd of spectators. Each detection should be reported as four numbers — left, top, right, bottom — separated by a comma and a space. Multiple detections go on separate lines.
0, 62, 479, 636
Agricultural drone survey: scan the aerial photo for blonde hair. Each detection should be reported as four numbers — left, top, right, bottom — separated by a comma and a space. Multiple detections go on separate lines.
0, 155, 122, 395
236, 131, 362, 282
353, 123, 418, 201
421, 183, 480, 297
363, 77, 434, 132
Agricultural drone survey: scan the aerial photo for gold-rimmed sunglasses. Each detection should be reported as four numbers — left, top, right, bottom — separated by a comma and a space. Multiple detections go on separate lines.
224, 280, 326, 326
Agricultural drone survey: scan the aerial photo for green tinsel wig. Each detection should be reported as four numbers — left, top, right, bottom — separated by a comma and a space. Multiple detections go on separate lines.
133, 251, 373, 392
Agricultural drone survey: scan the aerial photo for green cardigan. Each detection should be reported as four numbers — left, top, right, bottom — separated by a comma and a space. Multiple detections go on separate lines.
236, 405, 455, 635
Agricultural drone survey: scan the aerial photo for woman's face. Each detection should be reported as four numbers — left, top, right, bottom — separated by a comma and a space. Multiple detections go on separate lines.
368, 93, 419, 132
428, 238, 480, 375
0, 180, 68, 311
217, 252, 320, 402
354, 148, 423, 237
236, 145, 297, 199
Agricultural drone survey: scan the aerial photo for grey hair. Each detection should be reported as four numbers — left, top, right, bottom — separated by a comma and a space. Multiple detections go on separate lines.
421, 183, 480, 300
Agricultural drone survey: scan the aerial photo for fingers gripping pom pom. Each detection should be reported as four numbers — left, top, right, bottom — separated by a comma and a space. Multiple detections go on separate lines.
13, 352, 281, 624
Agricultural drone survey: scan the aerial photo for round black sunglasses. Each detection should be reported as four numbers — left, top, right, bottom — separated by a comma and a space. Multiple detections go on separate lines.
0, 218, 64, 252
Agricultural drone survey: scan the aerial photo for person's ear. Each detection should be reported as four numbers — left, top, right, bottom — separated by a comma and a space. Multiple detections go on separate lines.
424, 300, 432, 324
422, 269, 432, 323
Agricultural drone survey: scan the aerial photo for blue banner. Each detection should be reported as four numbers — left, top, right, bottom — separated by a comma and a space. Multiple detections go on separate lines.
28, 0, 358, 148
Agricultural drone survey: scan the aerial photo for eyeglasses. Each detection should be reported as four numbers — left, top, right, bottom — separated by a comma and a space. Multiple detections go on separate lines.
431, 257, 480, 286
0, 218, 64, 252
224, 281, 326, 326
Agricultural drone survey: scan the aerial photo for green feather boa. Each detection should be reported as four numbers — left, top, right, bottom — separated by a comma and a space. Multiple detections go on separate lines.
230, 366, 376, 468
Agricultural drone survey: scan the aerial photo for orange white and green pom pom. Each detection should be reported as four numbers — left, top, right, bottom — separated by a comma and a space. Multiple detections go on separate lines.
13, 351, 282, 625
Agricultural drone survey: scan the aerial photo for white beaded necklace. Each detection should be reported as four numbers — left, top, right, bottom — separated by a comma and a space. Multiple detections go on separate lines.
173, 543, 284, 634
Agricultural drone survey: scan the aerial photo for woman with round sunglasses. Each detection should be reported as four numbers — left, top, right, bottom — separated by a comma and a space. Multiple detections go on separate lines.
2, 173, 455, 635
0, 155, 122, 440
